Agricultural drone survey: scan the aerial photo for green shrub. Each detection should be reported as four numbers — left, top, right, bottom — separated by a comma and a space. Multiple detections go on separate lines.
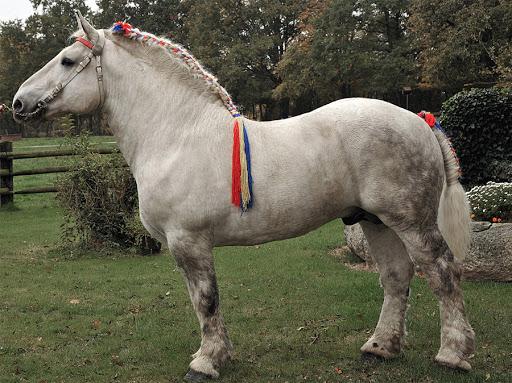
467, 182, 512, 223
440, 87, 512, 187
57, 134, 160, 254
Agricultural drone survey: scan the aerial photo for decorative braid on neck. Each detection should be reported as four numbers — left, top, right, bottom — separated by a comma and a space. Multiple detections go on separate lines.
112, 22, 252, 211
112, 22, 240, 117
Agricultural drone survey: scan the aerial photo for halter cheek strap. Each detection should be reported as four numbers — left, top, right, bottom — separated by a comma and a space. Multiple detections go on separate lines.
77, 33, 106, 108
38, 49, 95, 108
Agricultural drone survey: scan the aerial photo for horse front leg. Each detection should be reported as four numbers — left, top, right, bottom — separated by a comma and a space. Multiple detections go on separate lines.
170, 237, 233, 381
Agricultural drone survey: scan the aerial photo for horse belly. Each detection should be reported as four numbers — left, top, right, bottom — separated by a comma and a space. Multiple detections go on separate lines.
215, 132, 355, 245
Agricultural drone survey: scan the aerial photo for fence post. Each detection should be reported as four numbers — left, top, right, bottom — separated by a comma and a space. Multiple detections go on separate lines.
0, 141, 13, 206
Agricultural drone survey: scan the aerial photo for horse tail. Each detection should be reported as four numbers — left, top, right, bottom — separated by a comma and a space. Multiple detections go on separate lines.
433, 129, 471, 262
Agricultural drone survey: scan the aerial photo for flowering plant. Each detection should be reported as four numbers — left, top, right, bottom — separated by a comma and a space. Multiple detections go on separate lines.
466, 182, 512, 223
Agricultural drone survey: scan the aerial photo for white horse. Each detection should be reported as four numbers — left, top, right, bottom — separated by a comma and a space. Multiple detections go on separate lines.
14, 13, 475, 381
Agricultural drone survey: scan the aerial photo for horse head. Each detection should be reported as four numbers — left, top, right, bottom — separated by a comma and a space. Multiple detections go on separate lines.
13, 11, 107, 122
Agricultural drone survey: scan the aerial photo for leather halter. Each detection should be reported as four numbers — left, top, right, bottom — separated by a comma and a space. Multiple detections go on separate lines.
17, 32, 105, 120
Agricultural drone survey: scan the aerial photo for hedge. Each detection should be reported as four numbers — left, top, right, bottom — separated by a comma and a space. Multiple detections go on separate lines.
57, 134, 161, 254
440, 87, 512, 187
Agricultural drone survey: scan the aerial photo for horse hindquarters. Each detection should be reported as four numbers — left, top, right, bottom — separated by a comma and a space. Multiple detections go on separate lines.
383, 131, 474, 370
359, 123, 474, 370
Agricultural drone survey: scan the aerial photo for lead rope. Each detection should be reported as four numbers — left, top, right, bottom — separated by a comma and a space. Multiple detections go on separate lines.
0, 104, 12, 113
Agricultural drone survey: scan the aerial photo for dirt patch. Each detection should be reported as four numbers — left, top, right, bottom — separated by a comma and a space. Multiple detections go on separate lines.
329, 246, 377, 272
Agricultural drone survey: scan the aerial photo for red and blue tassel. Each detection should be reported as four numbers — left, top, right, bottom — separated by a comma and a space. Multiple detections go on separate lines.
232, 116, 253, 211
112, 21, 133, 36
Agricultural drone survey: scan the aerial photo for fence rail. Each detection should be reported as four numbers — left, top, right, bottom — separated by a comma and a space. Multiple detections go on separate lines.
0, 147, 117, 159
0, 165, 72, 177
0, 186, 59, 195
0, 140, 120, 206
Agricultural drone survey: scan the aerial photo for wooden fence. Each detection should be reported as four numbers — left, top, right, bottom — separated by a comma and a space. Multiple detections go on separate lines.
0, 140, 119, 207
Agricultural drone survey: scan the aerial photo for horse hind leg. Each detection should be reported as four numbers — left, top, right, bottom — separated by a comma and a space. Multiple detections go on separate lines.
396, 226, 475, 370
359, 221, 414, 358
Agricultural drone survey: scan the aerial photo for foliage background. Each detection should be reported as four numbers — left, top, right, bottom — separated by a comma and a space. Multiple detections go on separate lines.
1, 0, 511, 130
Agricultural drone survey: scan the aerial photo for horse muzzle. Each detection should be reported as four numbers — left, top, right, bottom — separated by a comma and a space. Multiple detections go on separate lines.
12, 94, 47, 122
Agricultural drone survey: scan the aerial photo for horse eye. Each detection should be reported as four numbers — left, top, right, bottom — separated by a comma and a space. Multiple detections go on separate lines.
61, 57, 75, 67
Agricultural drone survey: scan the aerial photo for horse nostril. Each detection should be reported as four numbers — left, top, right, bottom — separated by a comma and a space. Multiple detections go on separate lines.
13, 98, 24, 112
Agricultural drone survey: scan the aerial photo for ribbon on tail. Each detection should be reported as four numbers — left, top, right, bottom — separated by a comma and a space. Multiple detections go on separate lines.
418, 111, 446, 133
417, 110, 461, 176
232, 117, 253, 211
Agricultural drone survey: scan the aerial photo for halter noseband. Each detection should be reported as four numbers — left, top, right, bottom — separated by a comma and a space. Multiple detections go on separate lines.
17, 32, 105, 120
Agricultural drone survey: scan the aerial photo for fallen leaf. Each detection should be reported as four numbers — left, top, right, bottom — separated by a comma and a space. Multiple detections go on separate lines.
129, 305, 141, 314
111, 354, 123, 366
92, 320, 101, 329
69, 299, 80, 305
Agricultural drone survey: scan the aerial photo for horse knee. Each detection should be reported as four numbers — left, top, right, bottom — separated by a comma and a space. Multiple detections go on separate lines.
379, 268, 413, 295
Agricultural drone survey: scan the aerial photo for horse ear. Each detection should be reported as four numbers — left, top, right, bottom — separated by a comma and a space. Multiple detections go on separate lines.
75, 11, 84, 33
75, 10, 99, 44
75, 10, 104, 54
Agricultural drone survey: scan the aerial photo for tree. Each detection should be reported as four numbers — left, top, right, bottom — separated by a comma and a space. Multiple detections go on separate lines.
184, 0, 308, 118
95, 0, 186, 41
0, 20, 32, 105
408, 0, 512, 90
275, 0, 415, 114
0, 20, 33, 134
26, 0, 92, 60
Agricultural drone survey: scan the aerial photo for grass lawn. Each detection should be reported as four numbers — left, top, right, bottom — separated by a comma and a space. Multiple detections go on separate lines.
1, 138, 511, 382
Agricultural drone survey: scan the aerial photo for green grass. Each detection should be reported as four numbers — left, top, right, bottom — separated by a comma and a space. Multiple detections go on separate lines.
1, 138, 511, 382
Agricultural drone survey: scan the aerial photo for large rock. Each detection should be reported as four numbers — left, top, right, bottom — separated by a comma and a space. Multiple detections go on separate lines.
344, 223, 373, 265
344, 222, 512, 282
464, 222, 512, 281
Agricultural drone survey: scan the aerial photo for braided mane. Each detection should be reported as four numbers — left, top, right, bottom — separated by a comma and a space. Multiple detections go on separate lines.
111, 22, 240, 117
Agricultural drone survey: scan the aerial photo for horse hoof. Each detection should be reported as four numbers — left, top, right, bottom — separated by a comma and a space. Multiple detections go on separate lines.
184, 369, 215, 382
360, 336, 401, 359
361, 351, 385, 362
435, 353, 472, 371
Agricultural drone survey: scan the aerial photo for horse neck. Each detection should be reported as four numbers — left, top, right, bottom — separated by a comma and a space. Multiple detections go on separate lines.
102, 59, 233, 171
